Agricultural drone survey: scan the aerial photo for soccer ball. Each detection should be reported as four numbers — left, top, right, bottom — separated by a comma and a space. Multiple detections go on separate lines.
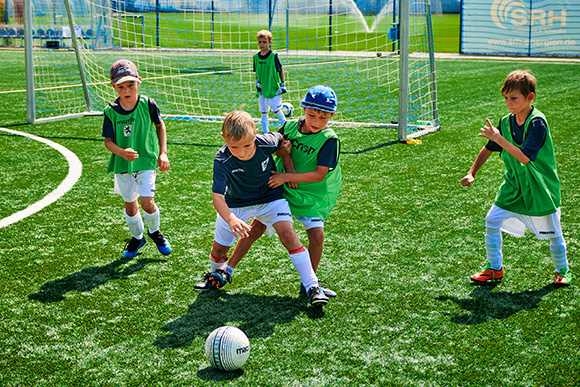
281, 102, 294, 118
205, 326, 250, 371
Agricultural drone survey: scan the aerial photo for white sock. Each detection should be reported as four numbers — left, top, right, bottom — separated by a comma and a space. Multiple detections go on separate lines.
124, 210, 144, 240
143, 203, 160, 234
261, 113, 269, 133
275, 110, 286, 126
289, 247, 318, 291
485, 227, 503, 271
210, 254, 227, 272
550, 235, 568, 272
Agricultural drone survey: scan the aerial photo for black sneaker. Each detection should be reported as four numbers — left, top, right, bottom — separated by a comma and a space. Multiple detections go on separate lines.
194, 273, 214, 291
207, 269, 231, 290
300, 280, 337, 298
308, 286, 329, 306
147, 230, 172, 255
122, 237, 146, 258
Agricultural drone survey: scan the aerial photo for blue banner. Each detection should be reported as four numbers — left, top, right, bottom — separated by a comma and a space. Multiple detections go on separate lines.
461, 0, 580, 56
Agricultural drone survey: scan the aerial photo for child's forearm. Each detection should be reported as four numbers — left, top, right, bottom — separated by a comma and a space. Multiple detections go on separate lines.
156, 121, 168, 155
468, 146, 492, 177
279, 69, 285, 83
493, 136, 530, 164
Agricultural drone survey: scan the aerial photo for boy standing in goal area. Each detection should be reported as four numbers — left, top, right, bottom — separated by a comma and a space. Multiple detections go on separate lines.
461, 70, 573, 286
203, 85, 341, 298
102, 59, 172, 258
193, 110, 330, 306
254, 29, 287, 133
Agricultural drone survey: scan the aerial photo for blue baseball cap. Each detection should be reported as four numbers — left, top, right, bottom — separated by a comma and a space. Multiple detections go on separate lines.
300, 85, 337, 113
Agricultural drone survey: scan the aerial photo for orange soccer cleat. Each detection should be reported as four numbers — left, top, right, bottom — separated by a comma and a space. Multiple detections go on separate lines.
470, 263, 504, 283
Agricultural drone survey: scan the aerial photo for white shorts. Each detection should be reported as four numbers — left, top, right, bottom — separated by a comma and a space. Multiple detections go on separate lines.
259, 94, 282, 113
295, 215, 324, 230
114, 170, 156, 203
486, 204, 562, 239
214, 198, 293, 247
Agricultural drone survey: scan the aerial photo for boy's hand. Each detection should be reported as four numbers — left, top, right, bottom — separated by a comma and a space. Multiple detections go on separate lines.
461, 173, 475, 186
255, 80, 262, 93
479, 118, 501, 142
227, 215, 252, 239
158, 153, 170, 172
268, 171, 288, 188
276, 82, 287, 95
122, 148, 139, 161
275, 140, 292, 157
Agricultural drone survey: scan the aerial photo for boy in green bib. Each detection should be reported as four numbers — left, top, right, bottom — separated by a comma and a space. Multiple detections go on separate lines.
461, 70, 573, 286
254, 29, 287, 133
102, 59, 171, 258
210, 85, 341, 297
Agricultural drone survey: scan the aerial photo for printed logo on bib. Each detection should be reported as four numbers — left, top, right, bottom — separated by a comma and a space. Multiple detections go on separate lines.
261, 158, 269, 171
124, 125, 132, 137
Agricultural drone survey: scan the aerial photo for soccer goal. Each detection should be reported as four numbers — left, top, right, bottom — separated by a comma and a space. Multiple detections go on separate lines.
24, 0, 439, 140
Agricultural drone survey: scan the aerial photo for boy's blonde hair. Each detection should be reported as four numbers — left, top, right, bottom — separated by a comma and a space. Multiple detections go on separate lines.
502, 70, 536, 98
257, 29, 272, 42
222, 111, 256, 141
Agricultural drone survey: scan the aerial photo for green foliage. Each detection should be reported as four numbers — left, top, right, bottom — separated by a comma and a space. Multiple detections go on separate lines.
1, 51, 580, 386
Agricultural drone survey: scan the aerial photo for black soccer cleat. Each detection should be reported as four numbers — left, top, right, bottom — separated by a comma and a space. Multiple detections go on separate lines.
194, 273, 214, 291
207, 269, 231, 290
308, 286, 329, 306
300, 280, 337, 298
122, 237, 147, 258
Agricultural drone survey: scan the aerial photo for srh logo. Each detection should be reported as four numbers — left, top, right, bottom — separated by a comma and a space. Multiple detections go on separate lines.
490, 0, 567, 29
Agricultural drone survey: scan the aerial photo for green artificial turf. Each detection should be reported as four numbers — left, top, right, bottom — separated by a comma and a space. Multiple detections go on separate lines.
1, 50, 580, 386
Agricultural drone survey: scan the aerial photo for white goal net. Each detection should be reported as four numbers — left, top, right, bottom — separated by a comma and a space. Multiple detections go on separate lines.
25, 0, 439, 139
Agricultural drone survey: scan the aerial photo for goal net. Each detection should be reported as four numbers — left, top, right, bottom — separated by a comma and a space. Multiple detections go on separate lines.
25, 0, 439, 139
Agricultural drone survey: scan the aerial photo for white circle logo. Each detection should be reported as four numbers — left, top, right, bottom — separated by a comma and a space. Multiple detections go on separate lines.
490, 0, 527, 29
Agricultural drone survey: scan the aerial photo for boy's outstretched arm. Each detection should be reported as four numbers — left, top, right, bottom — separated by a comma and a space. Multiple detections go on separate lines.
155, 121, 170, 172
479, 118, 530, 164
212, 193, 252, 238
461, 146, 492, 186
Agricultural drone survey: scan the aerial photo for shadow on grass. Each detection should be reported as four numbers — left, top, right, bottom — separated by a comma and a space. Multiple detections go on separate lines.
341, 140, 401, 154
155, 290, 320, 350
28, 256, 166, 303
436, 282, 559, 325
197, 366, 244, 381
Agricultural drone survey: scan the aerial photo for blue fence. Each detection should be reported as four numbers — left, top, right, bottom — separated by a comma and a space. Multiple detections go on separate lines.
461, 0, 580, 57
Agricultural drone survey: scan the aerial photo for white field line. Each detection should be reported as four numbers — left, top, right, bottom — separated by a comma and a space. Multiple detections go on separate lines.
0, 127, 83, 229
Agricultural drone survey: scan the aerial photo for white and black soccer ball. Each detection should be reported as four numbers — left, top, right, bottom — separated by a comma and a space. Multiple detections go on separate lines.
281, 102, 294, 118
205, 326, 250, 371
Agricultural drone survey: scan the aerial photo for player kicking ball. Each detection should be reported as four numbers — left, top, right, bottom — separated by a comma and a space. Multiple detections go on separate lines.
193, 111, 329, 306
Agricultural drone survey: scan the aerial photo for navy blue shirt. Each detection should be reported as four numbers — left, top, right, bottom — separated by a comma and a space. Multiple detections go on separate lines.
102, 96, 162, 138
485, 108, 547, 162
280, 119, 339, 169
213, 132, 285, 208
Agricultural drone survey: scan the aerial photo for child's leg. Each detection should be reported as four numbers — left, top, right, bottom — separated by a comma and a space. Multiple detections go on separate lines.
124, 200, 144, 239
306, 227, 324, 273
210, 241, 230, 271
274, 109, 286, 127
260, 112, 269, 133
141, 197, 160, 233
550, 235, 568, 272
227, 219, 267, 273
485, 226, 503, 271
259, 95, 269, 133
273, 221, 318, 291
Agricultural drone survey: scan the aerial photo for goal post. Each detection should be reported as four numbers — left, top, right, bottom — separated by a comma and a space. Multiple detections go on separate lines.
25, 0, 439, 140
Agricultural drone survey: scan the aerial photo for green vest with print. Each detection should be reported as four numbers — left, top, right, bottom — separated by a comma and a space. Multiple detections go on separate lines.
275, 120, 341, 219
254, 51, 281, 98
494, 108, 560, 216
104, 96, 159, 174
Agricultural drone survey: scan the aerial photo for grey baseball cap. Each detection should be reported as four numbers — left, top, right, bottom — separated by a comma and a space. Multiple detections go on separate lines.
110, 59, 141, 85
